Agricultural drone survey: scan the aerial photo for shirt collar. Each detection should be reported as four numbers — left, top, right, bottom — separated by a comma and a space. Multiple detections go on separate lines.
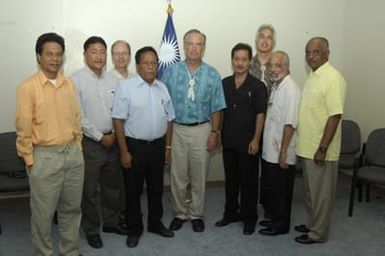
310, 61, 330, 77
37, 69, 66, 87
182, 60, 204, 75
135, 74, 160, 88
274, 74, 291, 92
85, 65, 106, 78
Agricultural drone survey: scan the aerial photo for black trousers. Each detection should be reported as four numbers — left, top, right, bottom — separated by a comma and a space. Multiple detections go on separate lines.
259, 158, 269, 214
264, 162, 295, 232
124, 137, 165, 236
222, 148, 259, 226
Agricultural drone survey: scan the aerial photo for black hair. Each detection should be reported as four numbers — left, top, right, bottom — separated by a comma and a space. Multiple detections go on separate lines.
83, 36, 107, 51
35, 32, 65, 55
231, 43, 252, 60
135, 46, 159, 64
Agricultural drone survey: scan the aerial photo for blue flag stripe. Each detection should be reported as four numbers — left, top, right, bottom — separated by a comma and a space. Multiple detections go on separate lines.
158, 13, 180, 79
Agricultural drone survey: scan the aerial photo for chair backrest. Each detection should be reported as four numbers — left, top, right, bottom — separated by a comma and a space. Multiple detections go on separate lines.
364, 128, 385, 167
340, 119, 361, 154
0, 132, 28, 192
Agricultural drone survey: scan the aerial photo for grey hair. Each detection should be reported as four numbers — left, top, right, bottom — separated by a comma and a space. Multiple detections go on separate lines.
308, 37, 329, 50
272, 50, 290, 68
256, 24, 276, 41
183, 29, 206, 46
111, 40, 131, 54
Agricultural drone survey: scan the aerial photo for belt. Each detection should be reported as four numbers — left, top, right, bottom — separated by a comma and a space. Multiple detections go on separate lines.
103, 131, 113, 135
174, 120, 209, 126
126, 136, 164, 145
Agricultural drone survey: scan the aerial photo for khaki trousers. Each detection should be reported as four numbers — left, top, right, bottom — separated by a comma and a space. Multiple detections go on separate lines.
28, 142, 84, 256
170, 123, 211, 219
301, 158, 338, 241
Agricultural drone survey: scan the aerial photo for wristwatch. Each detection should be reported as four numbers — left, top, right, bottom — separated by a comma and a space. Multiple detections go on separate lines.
318, 145, 328, 153
211, 129, 221, 135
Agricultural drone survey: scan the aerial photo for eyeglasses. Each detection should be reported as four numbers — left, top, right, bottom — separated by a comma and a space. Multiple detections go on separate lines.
112, 52, 130, 57
141, 61, 158, 67
43, 51, 63, 58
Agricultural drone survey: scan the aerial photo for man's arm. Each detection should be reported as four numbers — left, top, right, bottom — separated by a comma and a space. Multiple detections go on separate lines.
165, 122, 173, 166
279, 124, 295, 169
71, 75, 108, 143
15, 85, 34, 167
314, 114, 342, 165
207, 111, 221, 152
113, 118, 132, 169
248, 113, 265, 155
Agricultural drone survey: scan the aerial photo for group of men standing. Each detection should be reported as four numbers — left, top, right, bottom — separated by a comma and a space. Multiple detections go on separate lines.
15, 23, 346, 256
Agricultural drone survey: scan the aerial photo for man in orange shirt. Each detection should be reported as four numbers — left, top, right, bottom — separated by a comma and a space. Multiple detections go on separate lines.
15, 32, 84, 256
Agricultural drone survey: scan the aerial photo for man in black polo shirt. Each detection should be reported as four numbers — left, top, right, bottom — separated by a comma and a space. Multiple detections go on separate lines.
215, 43, 267, 235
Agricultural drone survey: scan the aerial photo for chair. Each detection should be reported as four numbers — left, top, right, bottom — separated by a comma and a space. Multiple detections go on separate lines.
0, 132, 29, 234
339, 119, 362, 170
348, 128, 385, 217
338, 119, 368, 202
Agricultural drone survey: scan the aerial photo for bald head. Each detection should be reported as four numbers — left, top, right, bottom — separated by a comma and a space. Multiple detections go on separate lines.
305, 37, 330, 71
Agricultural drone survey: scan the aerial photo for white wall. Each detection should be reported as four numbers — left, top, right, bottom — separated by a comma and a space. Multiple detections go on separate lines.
1, 0, 347, 131
1, 0, 356, 181
342, 0, 385, 140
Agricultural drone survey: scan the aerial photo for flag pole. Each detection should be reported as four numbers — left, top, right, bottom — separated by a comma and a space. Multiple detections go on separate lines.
167, 0, 173, 15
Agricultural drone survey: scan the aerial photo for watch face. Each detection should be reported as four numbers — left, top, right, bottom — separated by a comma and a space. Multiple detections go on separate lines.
319, 146, 327, 153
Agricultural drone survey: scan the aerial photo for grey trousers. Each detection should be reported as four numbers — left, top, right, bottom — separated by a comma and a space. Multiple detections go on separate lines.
81, 137, 123, 235
301, 157, 338, 241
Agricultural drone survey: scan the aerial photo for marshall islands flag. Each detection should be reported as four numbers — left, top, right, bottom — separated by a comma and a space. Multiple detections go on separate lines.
158, 2, 180, 79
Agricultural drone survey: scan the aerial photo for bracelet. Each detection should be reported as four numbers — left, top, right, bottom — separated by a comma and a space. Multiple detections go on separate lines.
165, 145, 172, 150
318, 145, 328, 153
211, 130, 220, 135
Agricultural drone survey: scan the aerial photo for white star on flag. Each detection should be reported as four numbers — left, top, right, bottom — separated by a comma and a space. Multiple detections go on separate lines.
158, 4, 180, 79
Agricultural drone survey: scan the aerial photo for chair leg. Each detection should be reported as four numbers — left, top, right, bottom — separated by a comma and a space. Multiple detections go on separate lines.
366, 184, 370, 202
358, 180, 362, 202
348, 174, 357, 217
53, 211, 58, 225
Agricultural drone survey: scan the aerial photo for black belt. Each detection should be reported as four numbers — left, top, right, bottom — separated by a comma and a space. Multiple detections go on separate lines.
103, 131, 113, 135
174, 120, 209, 126
126, 136, 164, 145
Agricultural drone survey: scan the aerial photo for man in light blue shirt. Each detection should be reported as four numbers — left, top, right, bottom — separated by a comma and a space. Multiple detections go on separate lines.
113, 46, 175, 248
162, 29, 226, 232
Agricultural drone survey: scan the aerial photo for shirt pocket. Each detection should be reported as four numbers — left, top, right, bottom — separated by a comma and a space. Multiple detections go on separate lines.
33, 98, 45, 125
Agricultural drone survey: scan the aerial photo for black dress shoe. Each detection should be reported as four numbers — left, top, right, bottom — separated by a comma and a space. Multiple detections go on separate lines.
191, 219, 205, 232
102, 225, 127, 235
295, 234, 322, 244
119, 213, 128, 229
264, 212, 271, 220
258, 227, 289, 236
126, 235, 139, 248
148, 224, 175, 238
243, 226, 255, 235
86, 234, 103, 249
169, 217, 187, 231
258, 220, 273, 227
215, 217, 240, 227
294, 224, 310, 233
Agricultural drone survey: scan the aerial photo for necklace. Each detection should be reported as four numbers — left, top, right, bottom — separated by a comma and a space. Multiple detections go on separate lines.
187, 71, 195, 101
